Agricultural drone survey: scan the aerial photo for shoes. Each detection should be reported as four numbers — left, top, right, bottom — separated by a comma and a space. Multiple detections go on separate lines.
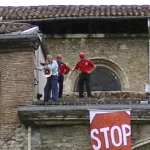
37, 93, 42, 100
44, 102, 48, 105
52, 100, 58, 103
79, 96, 84, 98
88, 95, 93, 98
52, 98, 58, 102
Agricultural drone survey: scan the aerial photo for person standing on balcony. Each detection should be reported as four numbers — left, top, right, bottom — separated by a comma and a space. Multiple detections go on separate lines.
56, 54, 70, 98
74, 52, 95, 98
40, 55, 58, 102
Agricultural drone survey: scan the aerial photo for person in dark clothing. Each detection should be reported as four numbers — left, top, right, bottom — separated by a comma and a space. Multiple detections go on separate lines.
57, 54, 70, 98
74, 52, 95, 98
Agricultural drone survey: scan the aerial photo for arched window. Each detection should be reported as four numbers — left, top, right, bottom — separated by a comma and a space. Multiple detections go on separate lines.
64, 58, 129, 94
74, 66, 121, 92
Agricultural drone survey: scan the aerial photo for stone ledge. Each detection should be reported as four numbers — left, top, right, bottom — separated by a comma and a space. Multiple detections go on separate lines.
71, 91, 149, 100
18, 104, 150, 126
45, 34, 148, 39
33, 91, 150, 106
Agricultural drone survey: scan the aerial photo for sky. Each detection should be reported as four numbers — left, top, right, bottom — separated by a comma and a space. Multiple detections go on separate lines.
0, 0, 149, 6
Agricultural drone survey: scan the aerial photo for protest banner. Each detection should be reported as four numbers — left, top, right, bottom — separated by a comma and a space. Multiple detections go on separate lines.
90, 110, 131, 150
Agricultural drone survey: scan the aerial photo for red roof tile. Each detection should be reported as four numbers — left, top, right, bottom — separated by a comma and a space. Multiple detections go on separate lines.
0, 5, 149, 21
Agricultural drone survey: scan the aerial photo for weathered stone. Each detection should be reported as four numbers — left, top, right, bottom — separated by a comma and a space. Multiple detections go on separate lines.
31, 125, 90, 150
0, 49, 34, 149
45, 37, 148, 94
0, 35, 150, 150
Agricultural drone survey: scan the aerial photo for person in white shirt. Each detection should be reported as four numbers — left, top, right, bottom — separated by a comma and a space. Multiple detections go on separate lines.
40, 55, 58, 102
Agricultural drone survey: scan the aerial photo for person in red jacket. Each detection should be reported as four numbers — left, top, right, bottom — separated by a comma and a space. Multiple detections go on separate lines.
57, 54, 70, 98
74, 52, 95, 98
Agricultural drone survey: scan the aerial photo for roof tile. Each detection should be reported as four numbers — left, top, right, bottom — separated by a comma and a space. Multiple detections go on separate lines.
147, 5, 150, 15
95, 6, 100, 16
51, 6, 58, 17
84, 6, 90, 16
137, 6, 144, 16
100, 5, 106, 16
106, 6, 111, 16
72, 6, 79, 17
0, 5, 149, 21
78, 6, 85, 17
89, 6, 95, 16
127, 6, 133, 16
121, 5, 128, 16
111, 5, 117, 16
0, 22, 34, 34
116, 6, 122, 16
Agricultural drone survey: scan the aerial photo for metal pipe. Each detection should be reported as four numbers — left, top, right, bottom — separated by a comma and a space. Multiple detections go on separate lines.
28, 126, 31, 150
36, 33, 41, 94
148, 18, 150, 83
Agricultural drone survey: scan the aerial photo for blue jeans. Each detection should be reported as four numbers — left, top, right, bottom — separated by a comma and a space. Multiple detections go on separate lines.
44, 75, 58, 102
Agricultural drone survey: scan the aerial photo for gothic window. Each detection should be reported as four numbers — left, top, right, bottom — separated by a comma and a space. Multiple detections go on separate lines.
74, 66, 121, 92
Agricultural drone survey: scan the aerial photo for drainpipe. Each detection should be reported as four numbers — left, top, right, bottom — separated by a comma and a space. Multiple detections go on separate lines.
37, 38, 40, 94
148, 18, 150, 83
145, 18, 150, 97
28, 126, 31, 150
36, 33, 43, 94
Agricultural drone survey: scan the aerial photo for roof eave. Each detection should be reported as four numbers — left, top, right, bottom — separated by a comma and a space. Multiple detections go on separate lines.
9, 16, 150, 23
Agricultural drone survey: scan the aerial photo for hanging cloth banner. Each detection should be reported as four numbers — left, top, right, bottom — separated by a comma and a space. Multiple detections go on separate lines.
89, 109, 131, 150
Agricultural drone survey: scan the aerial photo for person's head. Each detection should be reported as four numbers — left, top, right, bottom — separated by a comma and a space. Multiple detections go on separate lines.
46, 55, 53, 62
57, 54, 62, 62
79, 52, 85, 60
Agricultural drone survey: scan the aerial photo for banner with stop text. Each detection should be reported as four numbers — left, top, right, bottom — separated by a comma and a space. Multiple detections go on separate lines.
90, 109, 131, 150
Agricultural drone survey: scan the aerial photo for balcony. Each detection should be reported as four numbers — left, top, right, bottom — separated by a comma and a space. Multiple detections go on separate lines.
17, 91, 150, 126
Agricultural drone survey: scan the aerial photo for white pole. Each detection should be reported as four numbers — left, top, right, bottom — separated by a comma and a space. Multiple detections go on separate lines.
37, 46, 40, 94
148, 18, 150, 83
149, 39, 150, 83
28, 126, 31, 150
37, 33, 43, 94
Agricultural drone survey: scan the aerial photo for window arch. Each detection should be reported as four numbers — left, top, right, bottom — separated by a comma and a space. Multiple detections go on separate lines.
64, 58, 129, 94
74, 66, 121, 92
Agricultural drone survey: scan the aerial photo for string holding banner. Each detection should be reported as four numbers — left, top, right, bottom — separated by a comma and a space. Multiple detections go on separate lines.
89, 109, 131, 150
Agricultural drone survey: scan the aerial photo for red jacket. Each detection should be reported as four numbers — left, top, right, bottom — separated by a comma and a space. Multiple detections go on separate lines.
75, 59, 95, 73
57, 61, 70, 76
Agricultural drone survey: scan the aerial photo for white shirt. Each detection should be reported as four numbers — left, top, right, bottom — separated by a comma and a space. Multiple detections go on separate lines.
47, 60, 58, 76
35, 60, 58, 76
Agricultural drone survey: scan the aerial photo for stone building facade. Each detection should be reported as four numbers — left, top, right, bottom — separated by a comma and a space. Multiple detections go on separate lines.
46, 36, 148, 93
0, 22, 40, 149
0, 5, 150, 150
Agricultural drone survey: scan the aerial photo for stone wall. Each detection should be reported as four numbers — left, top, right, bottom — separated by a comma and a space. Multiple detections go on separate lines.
132, 124, 150, 144
30, 123, 150, 150
45, 37, 148, 93
0, 50, 34, 150
0, 36, 149, 150
32, 125, 91, 150
0, 124, 28, 150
